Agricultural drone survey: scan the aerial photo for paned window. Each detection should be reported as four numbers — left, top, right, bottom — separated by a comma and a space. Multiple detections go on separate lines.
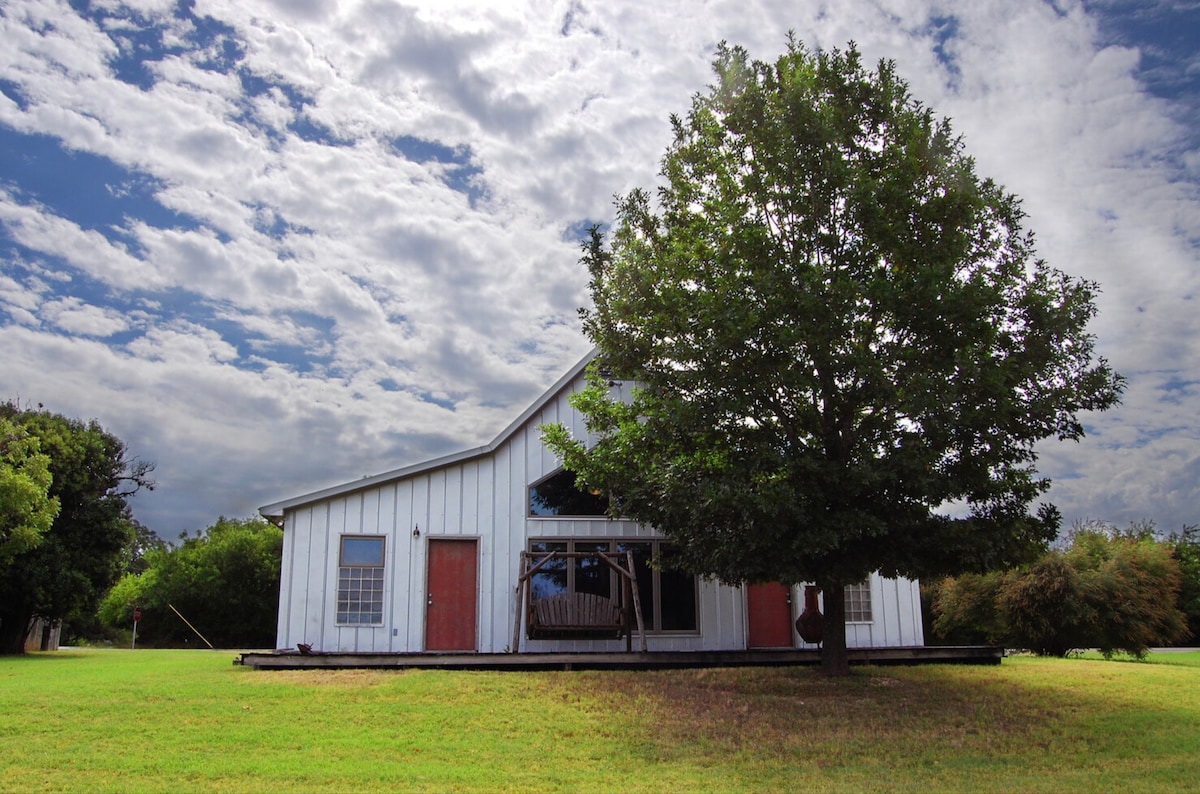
528, 538, 697, 632
844, 579, 873, 622
337, 536, 385, 625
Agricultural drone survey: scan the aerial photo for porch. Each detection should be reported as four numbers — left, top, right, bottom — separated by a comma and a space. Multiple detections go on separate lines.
235, 645, 1003, 671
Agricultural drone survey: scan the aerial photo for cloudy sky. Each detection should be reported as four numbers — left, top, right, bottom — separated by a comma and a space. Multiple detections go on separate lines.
1, 0, 1197, 541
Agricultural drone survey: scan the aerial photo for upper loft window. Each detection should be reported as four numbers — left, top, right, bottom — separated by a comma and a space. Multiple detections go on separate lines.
529, 469, 609, 517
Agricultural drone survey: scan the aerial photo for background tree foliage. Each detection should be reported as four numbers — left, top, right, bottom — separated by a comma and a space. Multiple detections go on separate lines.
61, 519, 168, 646
543, 40, 1122, 674
100, 517, 282, 649
931, 523, 1190, 657
0, 402, 153, 654
1168, 526, 1200, 643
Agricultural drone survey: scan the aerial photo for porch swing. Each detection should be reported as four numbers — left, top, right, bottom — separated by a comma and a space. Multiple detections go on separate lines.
512, 549, 648, 653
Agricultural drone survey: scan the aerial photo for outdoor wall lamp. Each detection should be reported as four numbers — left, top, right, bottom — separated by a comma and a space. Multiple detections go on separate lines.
412, 525, 420, 538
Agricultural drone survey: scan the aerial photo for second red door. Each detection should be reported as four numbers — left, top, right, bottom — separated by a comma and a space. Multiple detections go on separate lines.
747, 582, 794, 649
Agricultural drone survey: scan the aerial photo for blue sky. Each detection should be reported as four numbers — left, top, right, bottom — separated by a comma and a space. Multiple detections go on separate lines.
1, 0, 1198, 540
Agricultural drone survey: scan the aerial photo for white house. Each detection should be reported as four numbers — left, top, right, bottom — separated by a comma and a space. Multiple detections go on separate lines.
260, 353, 925, 654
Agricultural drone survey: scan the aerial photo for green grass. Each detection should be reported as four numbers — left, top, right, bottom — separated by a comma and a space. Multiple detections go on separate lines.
2, 650, 1198, 792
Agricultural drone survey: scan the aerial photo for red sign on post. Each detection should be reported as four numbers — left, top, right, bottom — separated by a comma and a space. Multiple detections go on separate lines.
133, 607, 142, 623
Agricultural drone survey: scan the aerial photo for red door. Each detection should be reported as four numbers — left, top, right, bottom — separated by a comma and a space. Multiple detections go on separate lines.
747, 582, 794, 648
425, 539, 478, 651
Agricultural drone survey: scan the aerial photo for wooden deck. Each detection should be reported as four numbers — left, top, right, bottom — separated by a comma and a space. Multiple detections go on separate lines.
235, 645, 1003, 671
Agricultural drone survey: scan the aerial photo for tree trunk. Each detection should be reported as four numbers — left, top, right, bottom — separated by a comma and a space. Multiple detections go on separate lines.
819, 579, 851, 677
0, 610, 34, 655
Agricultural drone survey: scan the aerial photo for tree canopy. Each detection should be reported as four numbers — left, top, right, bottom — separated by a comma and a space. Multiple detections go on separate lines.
542, 40, 1123, 674
0, 402, 153, 654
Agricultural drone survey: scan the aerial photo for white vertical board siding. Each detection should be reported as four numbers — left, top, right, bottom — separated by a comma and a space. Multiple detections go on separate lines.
273, 509, 295, 650
272, 364, 928, 654
282, 502, 332, 650
275, 505, 310, 650
399, 478, 425, 652
890, 574, 925, 646
377, 483, 400, 653
831, 573, 925, 649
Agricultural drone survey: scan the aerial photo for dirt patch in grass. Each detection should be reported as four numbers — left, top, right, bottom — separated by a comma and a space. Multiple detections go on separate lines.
248, 668, 420, 688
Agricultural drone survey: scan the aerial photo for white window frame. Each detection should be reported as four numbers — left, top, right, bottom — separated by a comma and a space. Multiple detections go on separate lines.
844, 579, 873, 623
336, 535, 385, 626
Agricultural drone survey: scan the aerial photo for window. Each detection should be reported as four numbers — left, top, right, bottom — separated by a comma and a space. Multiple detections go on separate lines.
528, 540, 567, 600
529, 469, 609, 517
574, 540, 613, 599
844, 579, 872, 622
337, 536, 384, 625
528, 538, 698, 632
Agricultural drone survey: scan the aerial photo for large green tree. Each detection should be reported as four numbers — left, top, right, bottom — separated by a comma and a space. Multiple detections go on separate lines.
100, 517, 282, 649
543, 40, 1123, 675
0, 403, 154, 654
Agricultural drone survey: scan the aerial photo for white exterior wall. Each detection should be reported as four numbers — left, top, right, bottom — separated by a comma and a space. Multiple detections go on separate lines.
272, 368, 926, 653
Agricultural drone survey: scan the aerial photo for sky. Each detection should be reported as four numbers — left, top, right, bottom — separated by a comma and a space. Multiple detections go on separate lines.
1, 0, 1198, 542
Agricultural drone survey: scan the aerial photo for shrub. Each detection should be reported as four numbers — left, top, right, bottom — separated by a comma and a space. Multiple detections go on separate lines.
999, 553, 1094, 656
929, 573, 1006, 646
1067, 531, 1187, 657
931, 528, 1189, 657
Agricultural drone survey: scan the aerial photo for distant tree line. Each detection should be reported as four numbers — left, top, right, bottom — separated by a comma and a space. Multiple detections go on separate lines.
927, 520, 1198, 657
99, 517, 282, 649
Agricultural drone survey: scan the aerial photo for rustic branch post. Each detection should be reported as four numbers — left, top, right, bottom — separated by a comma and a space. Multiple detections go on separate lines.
626, 550, 647, 652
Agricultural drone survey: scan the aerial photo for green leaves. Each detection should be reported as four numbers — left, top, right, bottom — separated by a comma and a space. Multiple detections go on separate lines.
0, 417, 59, 564
0, 402, 153, 654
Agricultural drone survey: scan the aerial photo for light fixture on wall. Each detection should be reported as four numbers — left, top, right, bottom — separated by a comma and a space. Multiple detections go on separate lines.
412, 525, 420, 538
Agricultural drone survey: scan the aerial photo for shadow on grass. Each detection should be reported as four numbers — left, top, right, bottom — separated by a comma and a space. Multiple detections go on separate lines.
576, 659, 1200, 786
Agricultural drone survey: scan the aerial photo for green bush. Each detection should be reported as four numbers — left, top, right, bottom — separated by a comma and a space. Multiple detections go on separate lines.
931, 527, 1189, 657
999, 552, 1094, 656
929, 572, 1006, 646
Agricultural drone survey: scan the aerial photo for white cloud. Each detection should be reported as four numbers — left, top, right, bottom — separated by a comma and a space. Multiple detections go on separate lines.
0, 192, 168, 290
0, 0, 1196, 537
41, 297, 130, 336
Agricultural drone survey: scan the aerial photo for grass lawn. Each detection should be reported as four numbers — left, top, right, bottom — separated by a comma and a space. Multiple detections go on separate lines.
2, 650, 1198, 792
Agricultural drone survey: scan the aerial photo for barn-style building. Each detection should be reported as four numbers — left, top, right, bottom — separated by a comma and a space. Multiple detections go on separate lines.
260, 353, 925, 655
